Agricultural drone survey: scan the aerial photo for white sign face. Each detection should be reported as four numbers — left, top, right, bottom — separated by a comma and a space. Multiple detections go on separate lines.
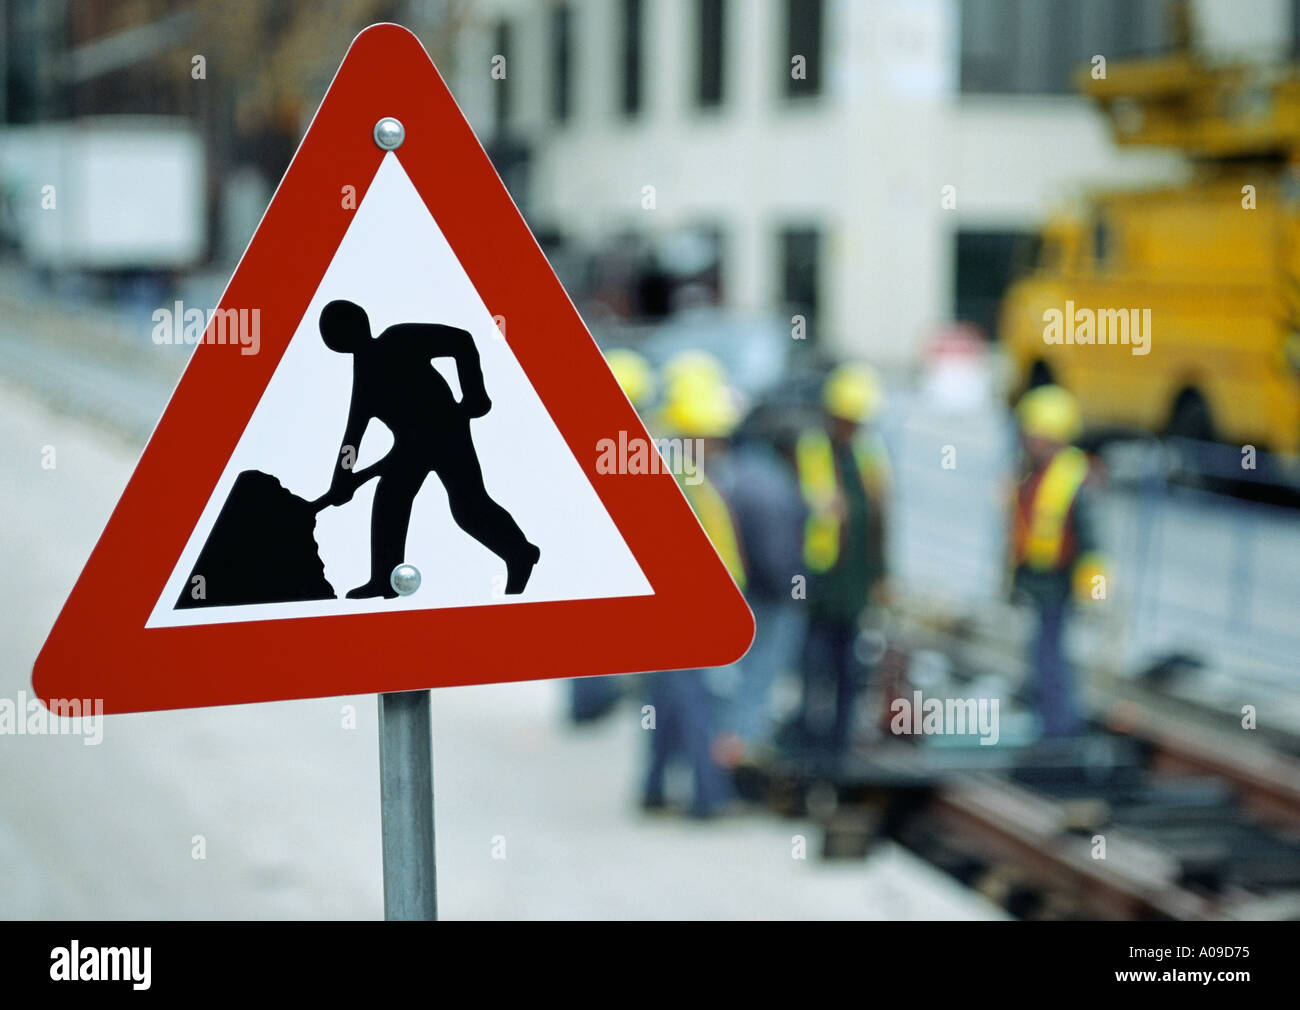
148, 153, 650, 628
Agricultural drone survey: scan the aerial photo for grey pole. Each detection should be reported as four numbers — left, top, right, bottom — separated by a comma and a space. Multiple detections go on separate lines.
378, 689, 438, 920
371, 118, 430, 920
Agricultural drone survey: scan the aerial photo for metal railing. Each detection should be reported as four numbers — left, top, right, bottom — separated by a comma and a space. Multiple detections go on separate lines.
1118, 437, 1300, 683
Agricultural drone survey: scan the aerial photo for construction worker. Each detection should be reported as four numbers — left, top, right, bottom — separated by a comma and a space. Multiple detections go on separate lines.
642, 357, 743, 816
709, 418, 806, 766
793, 362, 892, 766
319, 300, 540, 598
659, 349, 805, 775
570, 348, 657, 724
1010, 384, 1106, 738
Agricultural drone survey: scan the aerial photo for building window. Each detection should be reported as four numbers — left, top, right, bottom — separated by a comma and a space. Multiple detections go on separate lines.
779, 226, 821, 341
954, 230, 1039, 339
696, 0, 726, 108
485, 137, 532, 219
551, 3, 572, 124
784, 0, 823, 99
960, 0, 1172, 95
666, 225, 726, 308
620, 0, 644, 117
492, 20, 512, 135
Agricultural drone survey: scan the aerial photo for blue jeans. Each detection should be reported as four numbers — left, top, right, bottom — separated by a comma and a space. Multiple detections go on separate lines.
1032, 598, 1081, 737
799, 617, 860, 760
726, 597, 805, 747
643, 669, 729, 816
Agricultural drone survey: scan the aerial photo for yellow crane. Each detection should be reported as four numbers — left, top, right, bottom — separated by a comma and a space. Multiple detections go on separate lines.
1000, 37, 1300, 455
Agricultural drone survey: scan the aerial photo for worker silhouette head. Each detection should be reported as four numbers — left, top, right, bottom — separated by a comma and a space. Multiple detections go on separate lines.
319, 299, 371, 353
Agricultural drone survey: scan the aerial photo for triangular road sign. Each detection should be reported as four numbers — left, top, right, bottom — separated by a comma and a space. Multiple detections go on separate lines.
33, 23, 753, 714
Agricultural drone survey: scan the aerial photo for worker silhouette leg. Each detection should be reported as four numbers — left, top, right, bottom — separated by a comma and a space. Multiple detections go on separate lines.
434, 438, 539, 594
347, 460, 427, 599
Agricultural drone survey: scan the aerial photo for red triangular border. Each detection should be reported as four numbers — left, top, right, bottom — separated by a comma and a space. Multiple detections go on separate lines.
33, 24, 753, 714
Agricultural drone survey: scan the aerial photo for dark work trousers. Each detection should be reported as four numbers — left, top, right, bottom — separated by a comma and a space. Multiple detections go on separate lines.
643, 669, 729, 817
1031, 596, 1081, 737
569, 675, 620, 723
799, 617, 861, 762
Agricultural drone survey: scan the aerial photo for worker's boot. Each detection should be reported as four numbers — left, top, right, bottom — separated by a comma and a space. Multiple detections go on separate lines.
504, 542, 541, 594
346, 570, 400, 599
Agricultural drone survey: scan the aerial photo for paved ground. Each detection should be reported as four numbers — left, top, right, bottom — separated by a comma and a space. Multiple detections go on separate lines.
4, 276, 1295, 917
0, 377, 1003, 919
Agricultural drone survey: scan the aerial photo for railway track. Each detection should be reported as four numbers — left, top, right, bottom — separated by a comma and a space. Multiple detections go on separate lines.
764, 604, 1300, 920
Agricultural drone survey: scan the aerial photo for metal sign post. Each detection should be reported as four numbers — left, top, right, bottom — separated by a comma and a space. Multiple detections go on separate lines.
378, 689, 438, 920
369, 117, 437, 922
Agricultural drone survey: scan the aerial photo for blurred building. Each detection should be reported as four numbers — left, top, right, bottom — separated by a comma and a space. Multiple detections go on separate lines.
0, 0, 461, 269
4, 0, 1300, 357
452, 0, 1300, 365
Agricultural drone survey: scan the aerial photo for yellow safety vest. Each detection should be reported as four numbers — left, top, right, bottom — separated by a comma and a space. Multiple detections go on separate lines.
682, 474, 747, 590
1013, 446, 1090, 571
796, 429, 890, 573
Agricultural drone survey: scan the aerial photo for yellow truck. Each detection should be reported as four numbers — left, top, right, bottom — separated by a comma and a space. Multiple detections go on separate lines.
1000, 52, 1300, 455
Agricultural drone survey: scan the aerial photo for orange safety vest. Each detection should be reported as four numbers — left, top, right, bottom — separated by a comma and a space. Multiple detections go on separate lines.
1012, 446, 1090, 571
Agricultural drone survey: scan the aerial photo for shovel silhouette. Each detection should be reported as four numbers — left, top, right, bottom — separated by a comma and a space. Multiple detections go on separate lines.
309, 458, 387, 513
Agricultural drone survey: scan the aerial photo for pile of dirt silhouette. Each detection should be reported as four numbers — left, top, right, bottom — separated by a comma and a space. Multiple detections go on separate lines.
176, 469, 336, 609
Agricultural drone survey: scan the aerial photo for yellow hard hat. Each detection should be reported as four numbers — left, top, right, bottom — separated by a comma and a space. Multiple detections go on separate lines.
605, 348, 655, 408
660, 378, 740, 438
1017, 384, 1082, 443
823, 363, 884, 423
662, 350, 727, 398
